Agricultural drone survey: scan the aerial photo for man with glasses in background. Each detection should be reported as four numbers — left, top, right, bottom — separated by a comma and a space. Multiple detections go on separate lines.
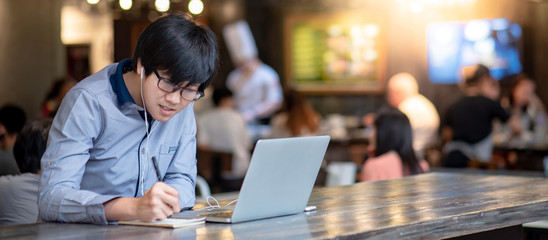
39, 14, 219, 224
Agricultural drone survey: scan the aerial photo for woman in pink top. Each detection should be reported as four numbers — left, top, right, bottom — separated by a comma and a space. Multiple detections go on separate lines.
360, 108, 429, 182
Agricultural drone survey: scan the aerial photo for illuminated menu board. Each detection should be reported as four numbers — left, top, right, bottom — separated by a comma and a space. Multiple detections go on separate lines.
284, 13, 385, 93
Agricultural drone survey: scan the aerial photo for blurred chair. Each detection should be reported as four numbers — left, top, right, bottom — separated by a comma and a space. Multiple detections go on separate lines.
197, 148, 243, 193
325, 162, 357, 187
195, 175, 211, 197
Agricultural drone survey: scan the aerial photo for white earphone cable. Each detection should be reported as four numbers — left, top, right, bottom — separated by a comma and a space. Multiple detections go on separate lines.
140, 66, 150, 196
193, 196, 239, 212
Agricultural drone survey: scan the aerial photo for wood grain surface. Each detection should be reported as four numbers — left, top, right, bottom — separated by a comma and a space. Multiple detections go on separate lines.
2, 172, 548, 239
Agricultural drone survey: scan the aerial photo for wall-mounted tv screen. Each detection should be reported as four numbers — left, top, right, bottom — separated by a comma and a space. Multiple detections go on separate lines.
427, 18, 522, 84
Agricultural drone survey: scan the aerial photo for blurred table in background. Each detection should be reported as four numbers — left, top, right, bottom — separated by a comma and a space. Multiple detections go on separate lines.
492, 123, 548, 172
493, 142, 548, 172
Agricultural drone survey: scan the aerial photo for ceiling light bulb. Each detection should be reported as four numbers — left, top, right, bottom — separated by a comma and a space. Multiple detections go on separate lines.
188, 0, 204, 15
119, 0, 132, 10
155, 0, 170, 12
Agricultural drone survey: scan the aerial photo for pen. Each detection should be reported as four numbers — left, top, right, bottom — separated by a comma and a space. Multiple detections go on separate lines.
152, 156, 163, 182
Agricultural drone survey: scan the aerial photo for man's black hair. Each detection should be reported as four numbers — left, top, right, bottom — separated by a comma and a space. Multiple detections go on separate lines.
131, 14, 219, 93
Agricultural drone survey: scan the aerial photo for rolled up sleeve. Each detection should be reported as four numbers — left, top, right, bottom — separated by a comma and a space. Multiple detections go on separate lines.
39, 88, 115, 224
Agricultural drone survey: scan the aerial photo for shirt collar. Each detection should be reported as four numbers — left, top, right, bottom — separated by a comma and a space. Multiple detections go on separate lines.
109, 58, 134, 107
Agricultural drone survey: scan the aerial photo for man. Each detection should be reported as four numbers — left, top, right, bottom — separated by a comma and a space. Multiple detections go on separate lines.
197, 87, 251, 178
386, 73, 440, 159
39, 14, 219, 224
223, 20, 283, 124
443, 64, 520, 168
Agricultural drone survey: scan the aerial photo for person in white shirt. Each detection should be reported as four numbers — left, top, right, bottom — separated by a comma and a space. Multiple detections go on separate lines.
386, 72, 440, 159
223, 20, 283, 124
197, 87, 251, 178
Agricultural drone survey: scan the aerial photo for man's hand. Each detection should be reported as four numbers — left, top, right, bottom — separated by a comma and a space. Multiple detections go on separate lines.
104, 182, 181, 222
136, 182, 181, 221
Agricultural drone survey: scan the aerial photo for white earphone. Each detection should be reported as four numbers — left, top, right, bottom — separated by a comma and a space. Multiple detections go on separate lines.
140, 66, 150, 196
140, 66, 149, 133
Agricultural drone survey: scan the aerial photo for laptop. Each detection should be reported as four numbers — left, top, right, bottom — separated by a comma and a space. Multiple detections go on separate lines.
181, 135, 330, 223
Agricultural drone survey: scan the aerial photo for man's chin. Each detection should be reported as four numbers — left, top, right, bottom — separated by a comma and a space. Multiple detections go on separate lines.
150, 113, 173, 122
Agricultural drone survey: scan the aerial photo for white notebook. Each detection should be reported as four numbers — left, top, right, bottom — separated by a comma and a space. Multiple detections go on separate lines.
118, 216, 205, 228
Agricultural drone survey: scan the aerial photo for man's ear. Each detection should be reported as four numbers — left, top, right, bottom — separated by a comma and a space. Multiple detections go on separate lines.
136, 59, 143, 75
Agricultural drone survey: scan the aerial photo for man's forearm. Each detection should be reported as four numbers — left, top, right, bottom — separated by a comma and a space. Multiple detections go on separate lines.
104, 197, 138, 222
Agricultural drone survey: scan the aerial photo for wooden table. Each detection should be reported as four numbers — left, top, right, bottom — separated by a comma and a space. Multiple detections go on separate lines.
3, 172, 548, 239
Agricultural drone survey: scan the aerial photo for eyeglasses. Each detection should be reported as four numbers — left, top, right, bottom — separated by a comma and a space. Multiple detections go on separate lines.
153, 69, 204, 102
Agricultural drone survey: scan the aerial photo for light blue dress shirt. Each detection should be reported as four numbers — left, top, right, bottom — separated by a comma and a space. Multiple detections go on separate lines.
39, 59, 197, 224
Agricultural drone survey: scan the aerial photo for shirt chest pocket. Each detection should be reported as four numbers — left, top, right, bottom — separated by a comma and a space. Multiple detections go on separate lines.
157, 144, 178, 167
160, 144, 178, 155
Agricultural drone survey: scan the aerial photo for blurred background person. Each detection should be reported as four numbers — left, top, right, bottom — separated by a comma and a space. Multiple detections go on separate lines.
362, 72, 440, 161
39, 77, 77, 118
197, 87, 252, 178
360, 108, 429, 182
442, 64, 521, 168
223, 20, 283, 125
269, 89, 321, 138
499, 74, 547, 146
385, 72, 440, 160
494, 74, 548, 169
0, 118, 52, 225
0, 104, 27, 176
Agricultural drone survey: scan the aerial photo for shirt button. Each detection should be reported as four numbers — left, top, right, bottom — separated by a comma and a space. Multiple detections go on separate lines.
141, 149, 146, 154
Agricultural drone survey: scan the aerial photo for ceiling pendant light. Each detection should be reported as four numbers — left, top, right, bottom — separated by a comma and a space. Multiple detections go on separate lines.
119, 0, 132, 10
188, 0, 204, 15
155, 0, 170, 12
